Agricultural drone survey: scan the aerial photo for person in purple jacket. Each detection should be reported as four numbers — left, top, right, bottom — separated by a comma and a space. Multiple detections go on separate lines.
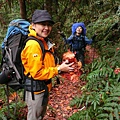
63, 22, 95, 67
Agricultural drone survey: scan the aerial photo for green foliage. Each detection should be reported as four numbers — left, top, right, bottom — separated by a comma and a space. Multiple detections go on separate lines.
69, 83, 120, 120
0, 0, 120, 119
69, 1, 120, 118
0, 85, 26, 119
0, 100, 26, 120
69, 41, 120, 119
69, 44, 120, 119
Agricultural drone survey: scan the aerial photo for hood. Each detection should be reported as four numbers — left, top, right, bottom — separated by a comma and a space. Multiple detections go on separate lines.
72, 22, 86, 35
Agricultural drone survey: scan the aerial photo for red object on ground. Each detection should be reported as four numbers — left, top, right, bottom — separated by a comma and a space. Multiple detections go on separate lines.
62, 50, 83, 83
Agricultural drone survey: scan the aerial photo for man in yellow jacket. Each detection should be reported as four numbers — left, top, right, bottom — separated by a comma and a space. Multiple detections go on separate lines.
21, 9, 75, 120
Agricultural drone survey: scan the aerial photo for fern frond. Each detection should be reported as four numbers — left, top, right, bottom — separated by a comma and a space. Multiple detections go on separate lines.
114, 108, 119, 120
97, 113, 109, 118
105, 97, 120, 102
104, 102, 119, 108
110, 92, 120, 97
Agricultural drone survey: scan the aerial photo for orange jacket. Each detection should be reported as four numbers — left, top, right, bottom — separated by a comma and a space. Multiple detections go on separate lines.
21, 25, 58, 92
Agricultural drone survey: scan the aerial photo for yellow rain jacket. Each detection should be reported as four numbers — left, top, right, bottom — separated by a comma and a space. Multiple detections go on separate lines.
21, 25, 58, 92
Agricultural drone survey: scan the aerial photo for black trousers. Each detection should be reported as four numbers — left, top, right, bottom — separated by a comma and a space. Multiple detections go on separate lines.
74, 50, 85, 67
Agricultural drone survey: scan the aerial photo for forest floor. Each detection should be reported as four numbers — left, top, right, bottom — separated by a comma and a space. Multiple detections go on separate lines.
43, 73, 86, 120
43, 45, 98, 120
0, 45, 98, 120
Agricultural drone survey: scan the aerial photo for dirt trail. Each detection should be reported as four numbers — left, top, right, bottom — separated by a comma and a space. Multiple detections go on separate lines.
43, 74, 86, 120
43, 45, 98, 120
0, 45, 97, 120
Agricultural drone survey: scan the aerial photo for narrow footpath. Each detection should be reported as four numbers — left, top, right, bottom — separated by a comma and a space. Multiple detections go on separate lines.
43, 73, 86, 120
43, 45, 98, 120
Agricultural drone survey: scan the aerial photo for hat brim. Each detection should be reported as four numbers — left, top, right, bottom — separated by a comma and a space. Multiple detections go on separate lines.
33, 19, 54, 24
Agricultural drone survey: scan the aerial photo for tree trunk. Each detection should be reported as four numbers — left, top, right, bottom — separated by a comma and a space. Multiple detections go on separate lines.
44, 0, 52, 15
18, 0, 27, 19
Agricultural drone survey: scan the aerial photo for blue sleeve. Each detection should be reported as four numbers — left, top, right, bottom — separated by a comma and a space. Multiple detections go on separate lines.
66, 35, 74, 44
1, 42, 5, 49
84, 36, 93, 44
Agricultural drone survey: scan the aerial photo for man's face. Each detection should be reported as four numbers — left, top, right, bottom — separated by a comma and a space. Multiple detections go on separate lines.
32, 21, 52, 38
76, 26, 82, 35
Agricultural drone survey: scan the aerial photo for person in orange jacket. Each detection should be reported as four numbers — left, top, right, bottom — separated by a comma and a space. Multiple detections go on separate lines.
21, 9, 75, 120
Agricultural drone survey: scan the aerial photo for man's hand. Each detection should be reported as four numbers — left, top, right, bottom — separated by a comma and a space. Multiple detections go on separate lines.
58, 60, 75, 73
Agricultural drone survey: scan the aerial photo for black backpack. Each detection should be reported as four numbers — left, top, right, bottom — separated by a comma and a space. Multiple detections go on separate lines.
0, 19, 45, 91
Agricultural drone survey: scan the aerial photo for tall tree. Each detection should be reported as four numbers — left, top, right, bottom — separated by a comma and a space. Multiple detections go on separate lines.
19, 0, 27, 19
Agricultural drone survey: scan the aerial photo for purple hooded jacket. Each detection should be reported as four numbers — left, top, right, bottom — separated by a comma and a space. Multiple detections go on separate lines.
65, 22, 92, 50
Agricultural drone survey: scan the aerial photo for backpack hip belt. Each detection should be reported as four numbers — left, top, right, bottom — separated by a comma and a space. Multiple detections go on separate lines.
25, 77, 49, 92
24, 77, 50, 101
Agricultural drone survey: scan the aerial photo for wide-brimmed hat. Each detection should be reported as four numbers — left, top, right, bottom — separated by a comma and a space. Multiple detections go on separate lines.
32, 9, 54, 24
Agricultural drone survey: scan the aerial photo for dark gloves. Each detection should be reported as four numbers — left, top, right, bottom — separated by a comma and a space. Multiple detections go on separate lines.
60, 33, 66, 38
58, 31, 66, 38
91, 34, 97, 40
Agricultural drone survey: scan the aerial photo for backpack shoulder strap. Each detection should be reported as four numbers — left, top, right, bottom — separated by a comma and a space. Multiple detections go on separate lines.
25, 36, 45, 60
23, 37, 46, 100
